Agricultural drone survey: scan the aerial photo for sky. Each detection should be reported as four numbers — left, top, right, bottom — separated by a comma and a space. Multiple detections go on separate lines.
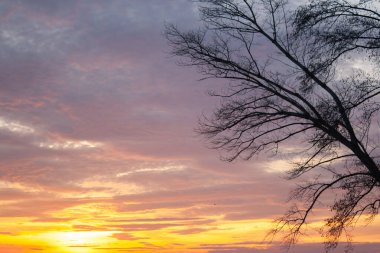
0, 1, 379, 253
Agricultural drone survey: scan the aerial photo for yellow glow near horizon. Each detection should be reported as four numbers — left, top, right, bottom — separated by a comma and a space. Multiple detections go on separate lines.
1, 193, 380, 253
1, 216, 380, 253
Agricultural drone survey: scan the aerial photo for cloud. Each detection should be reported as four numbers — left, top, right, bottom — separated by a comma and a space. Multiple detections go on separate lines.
31, 217, 73, 223
0, 187, 36, 201
37, 139, 102, 150
198, 242, 380, 253
0, 245, 28, 253
0, 117, 35, 135
111, 233, 144, 241
172, 227, 215, 235
0, 195, 110, 218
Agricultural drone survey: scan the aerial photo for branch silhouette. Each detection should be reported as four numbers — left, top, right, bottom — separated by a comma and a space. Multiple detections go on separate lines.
166, 0, 380, 251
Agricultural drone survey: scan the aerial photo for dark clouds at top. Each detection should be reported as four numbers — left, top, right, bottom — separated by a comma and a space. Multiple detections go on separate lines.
0, 0, 208, 149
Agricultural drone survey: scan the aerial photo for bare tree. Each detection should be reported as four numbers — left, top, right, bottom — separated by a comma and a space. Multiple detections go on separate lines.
166, 0, 380, 251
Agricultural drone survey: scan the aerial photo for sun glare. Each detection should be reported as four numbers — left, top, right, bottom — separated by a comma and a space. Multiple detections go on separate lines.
40, 231, 116, 252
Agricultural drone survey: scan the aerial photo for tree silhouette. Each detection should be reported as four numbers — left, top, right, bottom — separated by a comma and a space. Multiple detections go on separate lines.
166, 0, 380, 251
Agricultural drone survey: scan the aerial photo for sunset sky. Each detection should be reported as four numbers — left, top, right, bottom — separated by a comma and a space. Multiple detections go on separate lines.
1, 1, 380, 253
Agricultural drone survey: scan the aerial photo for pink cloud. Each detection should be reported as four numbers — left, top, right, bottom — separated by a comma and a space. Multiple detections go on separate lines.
111, 232, 144, 241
